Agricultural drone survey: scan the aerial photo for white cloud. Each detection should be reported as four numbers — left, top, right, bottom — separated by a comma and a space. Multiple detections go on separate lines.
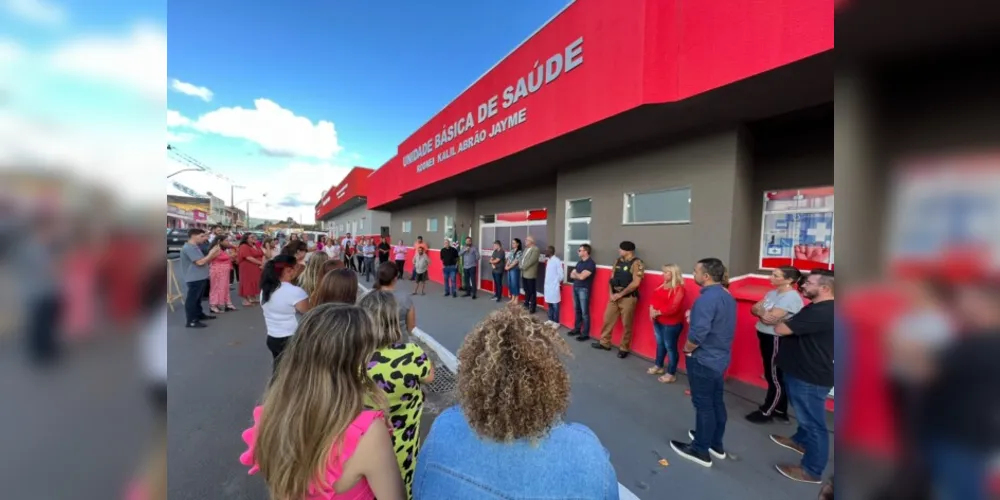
192, 98, 342, 160
0, 39, 26, 65
170, 79, 213, 102
48, 23, 167, 103
4, 0, 65, 26
167, 109, 191, 127
0, 109, 164, 206
167, 130, 194, 143
172, 160, 351, 224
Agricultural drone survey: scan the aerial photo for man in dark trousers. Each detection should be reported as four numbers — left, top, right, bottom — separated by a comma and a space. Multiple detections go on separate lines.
671, 257, 737, 467
588, 241, 643, 359
179, 228, 220, 328
772, 269, 835, 484
460, 236, 479, 299
440, 238, 459, 297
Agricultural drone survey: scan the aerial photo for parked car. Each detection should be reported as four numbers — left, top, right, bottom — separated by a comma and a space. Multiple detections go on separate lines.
167, 228, 188, 254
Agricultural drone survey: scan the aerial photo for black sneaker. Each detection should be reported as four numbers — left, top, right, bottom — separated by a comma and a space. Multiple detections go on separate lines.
591, 342, 611, 351
687, 430, 727, 459
745, 410, 773, 424
670, 440, 712, 467
773, 411, 790, 423
186, 321, 207, 328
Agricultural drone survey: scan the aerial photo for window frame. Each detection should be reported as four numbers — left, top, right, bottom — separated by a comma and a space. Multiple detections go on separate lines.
427, 217, 439, 233
758, 186, 835, 271
621, 186, 692, 225
402, 220, 412, 234
564, 197, 593, 272
444, 215, 454, 238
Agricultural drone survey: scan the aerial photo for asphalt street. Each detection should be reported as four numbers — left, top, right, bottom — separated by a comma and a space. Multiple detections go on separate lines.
167, 271, 833, 499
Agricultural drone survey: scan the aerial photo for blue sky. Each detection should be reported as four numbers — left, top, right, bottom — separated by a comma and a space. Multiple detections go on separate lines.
1, 0, 167, 205
166, 0, 570, 221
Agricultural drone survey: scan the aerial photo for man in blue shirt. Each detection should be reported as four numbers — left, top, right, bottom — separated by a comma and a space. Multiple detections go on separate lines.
671, 257, 737, 467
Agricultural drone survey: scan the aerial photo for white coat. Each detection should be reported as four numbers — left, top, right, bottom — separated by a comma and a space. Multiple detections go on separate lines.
543, 255, 564, 304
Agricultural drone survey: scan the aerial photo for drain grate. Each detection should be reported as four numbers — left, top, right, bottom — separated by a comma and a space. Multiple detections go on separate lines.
425, 365, 458, 393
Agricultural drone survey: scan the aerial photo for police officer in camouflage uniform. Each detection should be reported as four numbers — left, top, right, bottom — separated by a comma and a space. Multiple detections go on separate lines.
589, 241, 644, 359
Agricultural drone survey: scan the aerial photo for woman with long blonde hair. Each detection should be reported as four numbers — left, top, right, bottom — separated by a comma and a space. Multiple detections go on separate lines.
240, 304, 406, 500
299, 252, 330, 295
648, 264, 687, 383
358, 290, 434, 497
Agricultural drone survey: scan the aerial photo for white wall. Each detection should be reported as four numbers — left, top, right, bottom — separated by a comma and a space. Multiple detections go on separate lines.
329, 205, 391, 237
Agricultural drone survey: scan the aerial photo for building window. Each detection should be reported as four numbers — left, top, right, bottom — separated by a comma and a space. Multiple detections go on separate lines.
402, 220, 412, 233
565, 198, 592, 268
759, 186, 834, 271
359, 219, 365, 232
427, 218, 439, 232
444, 215, 454, 239
623, 187, 691, 225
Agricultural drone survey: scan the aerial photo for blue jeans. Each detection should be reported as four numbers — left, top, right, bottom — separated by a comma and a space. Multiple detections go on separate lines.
507, 268, 521, 299
443, 265, 458, 295
573, 287, 590, 334
492, 271, 504, 299
463, 265, 477, 297
785, 374, 832, 478
547, 302, 560, 323
929, 440, 990, 500
185, 279, 208, 324
653, 322, 684, 374
688, 357, 726, 455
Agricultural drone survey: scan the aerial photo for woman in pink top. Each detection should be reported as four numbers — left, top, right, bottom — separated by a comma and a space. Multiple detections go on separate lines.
208, 237, 237, 314
392, 240, 408, 280
240, 304, 406, 500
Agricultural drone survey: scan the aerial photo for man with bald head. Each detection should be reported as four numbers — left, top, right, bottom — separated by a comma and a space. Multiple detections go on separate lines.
519, 236, 541, 314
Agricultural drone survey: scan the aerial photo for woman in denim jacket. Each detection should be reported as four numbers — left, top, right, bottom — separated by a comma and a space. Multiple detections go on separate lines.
413, 304, 620, 499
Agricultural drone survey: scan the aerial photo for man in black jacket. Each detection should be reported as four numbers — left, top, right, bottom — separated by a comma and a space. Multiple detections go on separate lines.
440, 239, 459, 297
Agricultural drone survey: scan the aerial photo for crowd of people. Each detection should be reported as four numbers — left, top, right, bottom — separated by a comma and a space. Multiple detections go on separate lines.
174, 225, 839, 498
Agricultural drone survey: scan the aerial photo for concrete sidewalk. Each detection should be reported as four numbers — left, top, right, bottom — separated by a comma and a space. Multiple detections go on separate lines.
363, 273, 834, 500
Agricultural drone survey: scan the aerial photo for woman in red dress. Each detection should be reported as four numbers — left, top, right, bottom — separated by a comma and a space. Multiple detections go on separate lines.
237, 233, 265, 306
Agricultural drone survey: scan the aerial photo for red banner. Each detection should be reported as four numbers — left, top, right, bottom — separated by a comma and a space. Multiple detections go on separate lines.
315, 167, 373, 221
368, 0, 833, 208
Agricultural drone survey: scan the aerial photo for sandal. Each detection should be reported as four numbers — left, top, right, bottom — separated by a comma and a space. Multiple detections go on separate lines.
210, 306, 223, 314
658, 374, 676, 384
647, 366, 665, 375
225, 305, 238, 312
241, 300, 252, 307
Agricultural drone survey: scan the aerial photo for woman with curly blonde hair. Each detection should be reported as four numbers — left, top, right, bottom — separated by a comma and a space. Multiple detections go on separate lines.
412, 304, 618, 499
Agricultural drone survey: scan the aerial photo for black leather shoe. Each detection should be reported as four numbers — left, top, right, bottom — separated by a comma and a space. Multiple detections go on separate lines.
186, 321, 207, 328
617, 351, 629, 359
567, 329, 580, 336
591, 342, 611, 350
201, 315, 218, 320
576, 334, 590, 342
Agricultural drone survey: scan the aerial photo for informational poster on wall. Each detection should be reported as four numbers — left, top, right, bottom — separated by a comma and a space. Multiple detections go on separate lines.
887, 155, 1000, 276
759, 186, 834, 271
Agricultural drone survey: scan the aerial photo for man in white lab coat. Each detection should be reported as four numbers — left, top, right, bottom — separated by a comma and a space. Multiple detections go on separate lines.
542, 245, 565, 328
